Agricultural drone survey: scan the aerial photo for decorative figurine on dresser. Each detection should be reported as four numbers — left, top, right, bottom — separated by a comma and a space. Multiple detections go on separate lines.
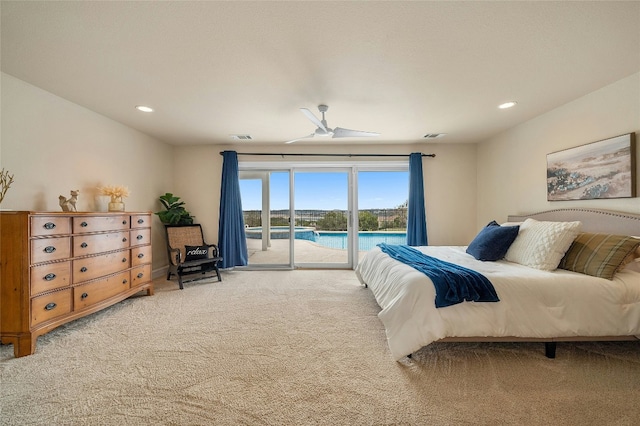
0, 211, 154, 357
59, 189, 80, 212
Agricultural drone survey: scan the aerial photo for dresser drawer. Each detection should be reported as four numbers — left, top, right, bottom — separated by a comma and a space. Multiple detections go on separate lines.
131, 264, 152, 287
72, 250, 130, 284
31, 261, 71, 295
73, 271, 131, 310
131, 214, 151, 229
73, 216, 129, 233
31, 237, 71, 264
131, 245, 152, 267
130, 228, 151, 247
31, 216, 71, 237
73, 231, 129, 256
31, 289, 72, 326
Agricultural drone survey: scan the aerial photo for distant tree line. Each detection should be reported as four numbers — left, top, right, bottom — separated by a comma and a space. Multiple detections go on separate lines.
244, 206, 407, 232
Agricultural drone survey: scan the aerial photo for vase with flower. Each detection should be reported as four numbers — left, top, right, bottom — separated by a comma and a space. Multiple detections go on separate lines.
98, 185, 130, 212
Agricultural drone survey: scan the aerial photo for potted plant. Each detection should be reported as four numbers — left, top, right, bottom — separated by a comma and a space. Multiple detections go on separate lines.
155, 193, 194, 225
98, 184, 130, 212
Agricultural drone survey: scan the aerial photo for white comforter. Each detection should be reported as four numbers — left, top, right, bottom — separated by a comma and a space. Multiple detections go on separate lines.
355, 246, 640, 360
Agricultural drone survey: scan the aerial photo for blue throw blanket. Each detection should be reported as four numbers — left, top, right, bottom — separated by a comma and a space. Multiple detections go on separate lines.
377, 243, 499, 308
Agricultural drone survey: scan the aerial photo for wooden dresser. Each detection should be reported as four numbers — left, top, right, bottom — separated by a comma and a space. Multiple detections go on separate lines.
0, 211, 154, 357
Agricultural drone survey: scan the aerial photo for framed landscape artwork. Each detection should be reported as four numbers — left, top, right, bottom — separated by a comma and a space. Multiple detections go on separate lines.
547, 133, 636, 201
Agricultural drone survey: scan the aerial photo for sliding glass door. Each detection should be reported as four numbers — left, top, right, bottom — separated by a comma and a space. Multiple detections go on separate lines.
238, 162, 407, 269
356, 170, 409, 263
239, 170, 291, 267
293, 169, 352, 268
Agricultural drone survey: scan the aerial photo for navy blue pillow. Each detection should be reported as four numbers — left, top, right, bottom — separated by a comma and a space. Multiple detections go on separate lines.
466, 221, 520, 261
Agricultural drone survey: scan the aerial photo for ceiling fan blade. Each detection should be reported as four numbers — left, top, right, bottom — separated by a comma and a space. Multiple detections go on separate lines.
300, 108, 327, 132
332, 127, 380, 138
285, 133, 315, 144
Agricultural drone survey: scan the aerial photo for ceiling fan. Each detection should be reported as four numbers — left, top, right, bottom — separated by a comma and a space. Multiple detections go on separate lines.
285, 104, 380, 144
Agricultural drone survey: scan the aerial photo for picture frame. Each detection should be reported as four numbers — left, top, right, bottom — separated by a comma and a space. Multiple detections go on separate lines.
546, 133, 636, 201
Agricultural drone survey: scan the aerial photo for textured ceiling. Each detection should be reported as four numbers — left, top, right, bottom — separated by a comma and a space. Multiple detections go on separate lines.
2, 1, 639, 146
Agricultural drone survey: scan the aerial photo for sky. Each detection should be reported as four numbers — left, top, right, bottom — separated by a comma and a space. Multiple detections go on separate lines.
240, 171, 409, 210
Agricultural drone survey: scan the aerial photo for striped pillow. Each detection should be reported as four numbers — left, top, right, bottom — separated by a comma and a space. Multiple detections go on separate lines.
559, 233, 640, 280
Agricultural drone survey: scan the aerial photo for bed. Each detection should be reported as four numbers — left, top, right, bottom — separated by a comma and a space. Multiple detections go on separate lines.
355, 208, 640, 360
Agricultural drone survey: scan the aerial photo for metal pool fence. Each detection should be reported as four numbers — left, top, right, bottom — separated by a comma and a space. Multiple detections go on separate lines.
243, 208, 407, 232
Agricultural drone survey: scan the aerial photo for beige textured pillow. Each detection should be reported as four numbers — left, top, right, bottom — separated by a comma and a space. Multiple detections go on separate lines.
504, 218, 582, 270
559, 233, 640, 280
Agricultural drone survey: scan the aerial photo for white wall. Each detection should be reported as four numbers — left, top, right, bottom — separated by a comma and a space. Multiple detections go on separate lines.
0, 73, 175, 272
172, 142, 478, 246
6, 69, 637, 271
477, 72, 640, 228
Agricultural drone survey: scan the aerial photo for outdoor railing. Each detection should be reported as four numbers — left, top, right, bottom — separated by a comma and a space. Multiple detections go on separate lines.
243, 208, 407, 231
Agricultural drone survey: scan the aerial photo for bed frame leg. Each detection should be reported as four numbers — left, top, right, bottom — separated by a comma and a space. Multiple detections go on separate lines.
545, 342, 556, 359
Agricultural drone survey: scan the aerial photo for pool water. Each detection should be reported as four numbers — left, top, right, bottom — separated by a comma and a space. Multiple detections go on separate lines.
314, 232, 406, 251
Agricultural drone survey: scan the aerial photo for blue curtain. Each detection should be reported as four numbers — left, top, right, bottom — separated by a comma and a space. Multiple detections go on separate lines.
218, 151, 248, 268
407, 152, 428, 246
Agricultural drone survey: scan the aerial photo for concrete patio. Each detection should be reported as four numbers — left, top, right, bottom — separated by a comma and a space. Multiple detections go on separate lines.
245, 237, 368, 266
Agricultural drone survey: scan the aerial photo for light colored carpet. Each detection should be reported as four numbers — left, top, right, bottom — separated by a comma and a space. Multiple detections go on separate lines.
1, 270, 639, 425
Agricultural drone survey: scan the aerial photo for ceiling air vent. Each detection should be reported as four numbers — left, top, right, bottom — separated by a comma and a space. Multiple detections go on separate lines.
423, 133, 446, 139
231, 135, 253, 140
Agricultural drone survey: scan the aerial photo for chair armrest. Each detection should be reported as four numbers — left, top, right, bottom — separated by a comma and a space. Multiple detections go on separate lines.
205, 243, 220, 258
168, 246, 182, 265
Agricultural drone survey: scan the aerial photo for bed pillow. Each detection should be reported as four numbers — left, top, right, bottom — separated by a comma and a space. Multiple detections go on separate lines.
558, 233, 640, 280
622, 258, 640, 273
466, 221, 520, 261
185, 245, 209, 261
504, 218, 582, 270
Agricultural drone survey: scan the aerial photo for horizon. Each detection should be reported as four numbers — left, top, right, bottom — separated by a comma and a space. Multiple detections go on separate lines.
240, 171, 409, 211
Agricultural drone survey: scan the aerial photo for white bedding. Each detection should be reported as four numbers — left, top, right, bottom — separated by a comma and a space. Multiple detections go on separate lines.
355, 246, 640, 360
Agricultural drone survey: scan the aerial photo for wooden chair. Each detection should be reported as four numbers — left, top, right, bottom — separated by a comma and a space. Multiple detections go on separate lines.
164, 224, 222, 289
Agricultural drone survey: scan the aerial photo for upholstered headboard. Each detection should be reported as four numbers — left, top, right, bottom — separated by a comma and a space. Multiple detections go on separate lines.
507, 208, 640, 236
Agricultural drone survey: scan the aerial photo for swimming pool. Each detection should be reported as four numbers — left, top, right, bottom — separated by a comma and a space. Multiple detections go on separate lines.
245, 227, 406, 251
314, 232, 407, 251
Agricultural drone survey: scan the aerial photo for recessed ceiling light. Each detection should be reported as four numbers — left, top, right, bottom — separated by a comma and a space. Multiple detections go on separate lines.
498, 101, 517, 109
135, 105, 154, 112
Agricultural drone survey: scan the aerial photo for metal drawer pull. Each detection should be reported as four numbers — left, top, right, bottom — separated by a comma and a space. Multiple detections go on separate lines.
81, 242, 88, 248
122, 237, 127, 242
44, 246, 56, 253
81, 293, 88, 300
137, 273, 144, 279
80, 267, 87, 272
122, 258, 127, 263
44, 222, 56, 230
122, 279, 128, 284
81, 221, 88, 227
45, 302, 57, 311
44, 273, 56, 281
137, 219, 144, 224
122, 220, 127, 225
137, 253, 144, 258
137, 235, 143, 240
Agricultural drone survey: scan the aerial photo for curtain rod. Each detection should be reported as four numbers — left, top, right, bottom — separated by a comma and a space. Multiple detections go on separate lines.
219, 152, 435, 158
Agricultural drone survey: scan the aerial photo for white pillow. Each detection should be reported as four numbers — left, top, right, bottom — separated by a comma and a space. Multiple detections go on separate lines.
504, 218, 582, 270
500, 222, 522, 227
623, 258, 640, 273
